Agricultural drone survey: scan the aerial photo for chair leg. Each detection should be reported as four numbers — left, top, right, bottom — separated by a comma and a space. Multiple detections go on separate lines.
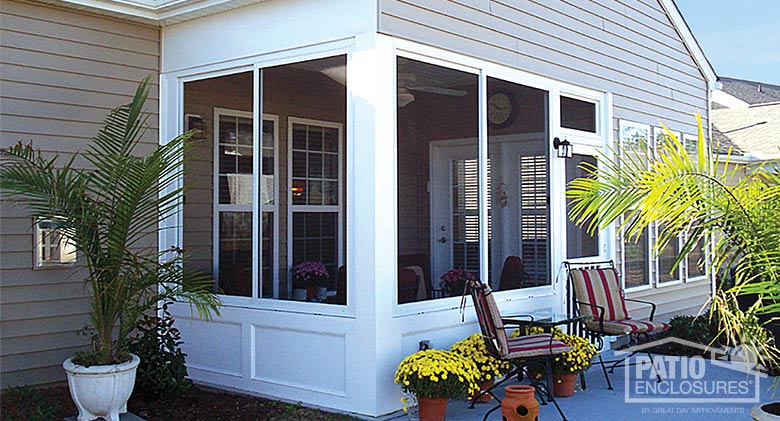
533, 382, 569, 421
470, 366, 519, 409
646, 352, 662, 383
608, 350, 637, 373
481, 403, 502, 421
597, 353, 614, 390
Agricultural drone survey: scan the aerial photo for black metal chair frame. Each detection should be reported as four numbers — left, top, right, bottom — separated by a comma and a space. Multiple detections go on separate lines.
464, 281, 569, 421
564, 260, 664, 389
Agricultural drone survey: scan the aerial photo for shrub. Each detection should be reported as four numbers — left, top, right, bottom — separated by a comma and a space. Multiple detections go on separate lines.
1, 385, 60, 421
128, 303, 192, 399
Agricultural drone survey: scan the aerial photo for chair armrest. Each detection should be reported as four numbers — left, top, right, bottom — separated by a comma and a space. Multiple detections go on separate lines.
624, 298, 657, 321
575, 300, 606, 332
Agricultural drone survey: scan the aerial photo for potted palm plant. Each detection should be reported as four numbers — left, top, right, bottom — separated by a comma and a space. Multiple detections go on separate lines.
0, 77, 221, 421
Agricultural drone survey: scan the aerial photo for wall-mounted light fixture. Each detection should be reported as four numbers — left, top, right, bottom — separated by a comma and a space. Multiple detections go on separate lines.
553, 137, 572, 159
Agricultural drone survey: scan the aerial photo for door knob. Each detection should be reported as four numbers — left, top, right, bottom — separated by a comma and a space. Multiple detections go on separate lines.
438, 237, 448, 243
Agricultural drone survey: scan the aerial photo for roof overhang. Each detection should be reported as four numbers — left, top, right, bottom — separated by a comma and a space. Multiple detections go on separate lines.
33, 0, 269, 26
659, 0, 718, 89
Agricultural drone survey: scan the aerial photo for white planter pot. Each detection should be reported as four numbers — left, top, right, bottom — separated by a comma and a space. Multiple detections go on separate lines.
752, 403, 780, 421
63, 353, 140, 421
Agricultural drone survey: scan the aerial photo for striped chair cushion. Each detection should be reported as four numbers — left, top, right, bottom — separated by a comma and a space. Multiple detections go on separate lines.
506, 333, 571, 359
585, 318, 671, 335
480, 285, 510, 355
570, 268, 629, 321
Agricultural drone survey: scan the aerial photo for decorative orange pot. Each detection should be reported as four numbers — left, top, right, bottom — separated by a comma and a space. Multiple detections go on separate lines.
472, 378, 494, 403
417, 396, 448, 421
501, 385, 539, 421
553, 372, 578, 397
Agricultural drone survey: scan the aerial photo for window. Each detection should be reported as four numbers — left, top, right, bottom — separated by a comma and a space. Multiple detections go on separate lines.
182, 54, 347, 306
653, 128, 682, 285
618, 121, 651, 289
289, 119, 343, 287
566, 154, 599, 259
560, 96, 596, 133
487, 76, 550, 291
34, 219, 76, 268
396, 56, 479, 302
656, 222, 681, 284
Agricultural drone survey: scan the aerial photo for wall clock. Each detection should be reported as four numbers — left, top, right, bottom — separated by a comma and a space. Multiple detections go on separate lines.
488, 90, 515, 128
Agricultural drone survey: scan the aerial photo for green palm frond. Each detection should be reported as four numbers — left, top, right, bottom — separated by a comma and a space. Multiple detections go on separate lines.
567, 114, 780, 368
0, 76, 220, 365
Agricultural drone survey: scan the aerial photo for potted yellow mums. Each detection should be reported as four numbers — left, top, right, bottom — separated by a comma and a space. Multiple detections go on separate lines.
395, 349, 480, 420
450, 334, 511, 402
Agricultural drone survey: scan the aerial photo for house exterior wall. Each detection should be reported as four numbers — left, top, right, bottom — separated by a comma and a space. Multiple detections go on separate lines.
0, 0, 160, 387
379, 0, 712, 321
379, 0, 709, 132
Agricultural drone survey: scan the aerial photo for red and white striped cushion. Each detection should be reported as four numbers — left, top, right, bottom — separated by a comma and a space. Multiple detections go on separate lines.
585, 318, 670, 335
570, 268, 629, 321
506, 333, 571, 359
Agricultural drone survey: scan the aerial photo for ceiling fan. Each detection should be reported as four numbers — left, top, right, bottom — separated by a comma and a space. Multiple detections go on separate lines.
397, 72, 467, 107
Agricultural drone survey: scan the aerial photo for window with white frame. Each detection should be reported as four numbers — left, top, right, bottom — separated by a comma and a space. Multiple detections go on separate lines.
34, 219, 76, 268
182, 54, 347, 306
615, 121, 710, 288
653, 127, 682, 285
288, 119, 343, 289
682, 133, 708, 280
618, 120, 652, 289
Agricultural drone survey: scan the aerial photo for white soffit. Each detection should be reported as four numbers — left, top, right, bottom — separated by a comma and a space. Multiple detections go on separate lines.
36, 0, 269, 25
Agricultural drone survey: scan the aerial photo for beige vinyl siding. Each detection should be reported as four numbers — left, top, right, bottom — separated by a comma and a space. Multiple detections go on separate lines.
379, 0, 709, 132
0, 0, 160, 387
380, 0, 712, 314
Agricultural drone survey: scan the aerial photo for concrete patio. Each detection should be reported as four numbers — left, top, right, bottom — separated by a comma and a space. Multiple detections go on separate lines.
383, 350, 776, 421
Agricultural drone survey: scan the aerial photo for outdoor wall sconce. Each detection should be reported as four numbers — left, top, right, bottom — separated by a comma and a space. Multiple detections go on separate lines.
553, 137, 572, 159
494, 183, 508, 208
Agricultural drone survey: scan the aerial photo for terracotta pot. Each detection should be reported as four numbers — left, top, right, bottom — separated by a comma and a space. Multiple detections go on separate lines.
472, 378, 494, 403
501, 385, 539, 421
306, 286, 317, 300
417, 396, 448, 421
553, 372, 578, 397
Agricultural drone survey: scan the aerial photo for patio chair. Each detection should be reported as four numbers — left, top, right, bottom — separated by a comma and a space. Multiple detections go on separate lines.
464, 279, 571, 421
564, 260, 670, 389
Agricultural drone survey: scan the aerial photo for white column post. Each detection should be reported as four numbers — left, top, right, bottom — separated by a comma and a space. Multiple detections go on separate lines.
347, 33, 398, 416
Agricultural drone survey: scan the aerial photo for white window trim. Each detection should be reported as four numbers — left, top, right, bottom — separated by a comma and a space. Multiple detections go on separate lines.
212, 108, 279, 304
558, 89, 603, 146
286, 117, 345, 299
32, 218, 76, 269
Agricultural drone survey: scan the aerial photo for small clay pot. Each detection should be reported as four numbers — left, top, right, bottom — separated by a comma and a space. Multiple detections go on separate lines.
501, 385, 539, 421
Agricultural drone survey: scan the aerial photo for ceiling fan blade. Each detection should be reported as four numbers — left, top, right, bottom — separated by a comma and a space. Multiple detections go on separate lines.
408, 86, 467, 96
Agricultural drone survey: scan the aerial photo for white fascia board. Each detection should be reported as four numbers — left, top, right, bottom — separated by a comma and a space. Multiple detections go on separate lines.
47, 0, 267, 25
659, 0, 718, 88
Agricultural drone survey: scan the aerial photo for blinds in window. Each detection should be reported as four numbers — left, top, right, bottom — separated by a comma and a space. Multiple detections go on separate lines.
520, 155, 547, 284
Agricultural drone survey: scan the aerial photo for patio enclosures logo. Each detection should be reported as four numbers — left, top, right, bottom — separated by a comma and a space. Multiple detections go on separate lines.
622, 338, 763, 403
